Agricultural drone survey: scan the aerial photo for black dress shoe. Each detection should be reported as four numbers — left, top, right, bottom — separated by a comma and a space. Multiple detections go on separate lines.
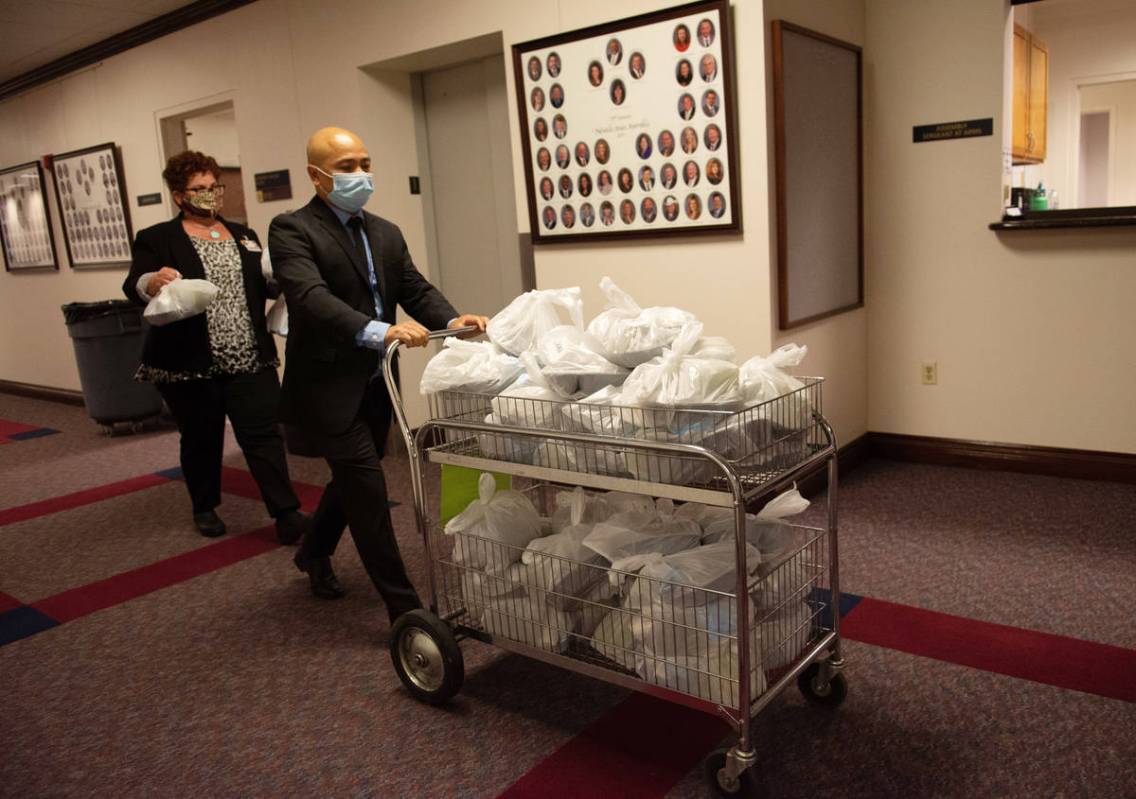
193, 510, 227, 538
294, 553, 346, 599
274, 510, 308, 545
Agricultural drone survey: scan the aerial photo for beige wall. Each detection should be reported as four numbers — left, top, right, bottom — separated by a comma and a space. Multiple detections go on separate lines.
0, 0, 803, 435
764, 0, 868, 449
866, 0, 1136, 455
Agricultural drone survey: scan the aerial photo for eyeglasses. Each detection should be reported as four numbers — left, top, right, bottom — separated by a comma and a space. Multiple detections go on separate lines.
185, 184, 226, 194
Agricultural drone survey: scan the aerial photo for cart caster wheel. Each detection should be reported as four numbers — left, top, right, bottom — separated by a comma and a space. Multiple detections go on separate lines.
390, 609, 464, 705
130, 421, 144, 433
797, 662, 848, 707
703, 747, 760, 797
100, 425, 114, 437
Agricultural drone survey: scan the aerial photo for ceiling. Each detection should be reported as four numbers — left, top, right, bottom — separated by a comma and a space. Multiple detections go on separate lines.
0, 0, 198, 85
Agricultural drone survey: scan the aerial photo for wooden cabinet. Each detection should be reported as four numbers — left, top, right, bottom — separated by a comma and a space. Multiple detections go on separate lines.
1012, 24, 1048, 164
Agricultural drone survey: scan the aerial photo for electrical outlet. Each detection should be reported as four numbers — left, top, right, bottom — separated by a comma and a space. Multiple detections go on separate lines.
921, 361, 938, 385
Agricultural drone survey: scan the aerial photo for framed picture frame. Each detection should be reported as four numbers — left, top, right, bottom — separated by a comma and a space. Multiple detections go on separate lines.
772, 21, 864, 329
0, 161, 59, 272
513, 0, 740, 244
49, 142, 134, 269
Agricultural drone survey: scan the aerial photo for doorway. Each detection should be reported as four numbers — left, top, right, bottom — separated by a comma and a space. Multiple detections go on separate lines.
158, 101, 246, 224
1078, 109, 1110, 208
417, 56, 524, 318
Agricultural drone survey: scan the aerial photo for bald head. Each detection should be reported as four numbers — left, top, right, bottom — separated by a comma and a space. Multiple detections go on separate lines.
305, 126, 372, 207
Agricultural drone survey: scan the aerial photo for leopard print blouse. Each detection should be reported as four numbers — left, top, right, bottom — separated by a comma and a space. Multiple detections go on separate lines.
136, 237, 275, 383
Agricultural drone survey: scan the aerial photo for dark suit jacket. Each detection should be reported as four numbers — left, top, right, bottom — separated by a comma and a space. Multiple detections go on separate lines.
122, 215, 277, 373
268, 196, 457, 437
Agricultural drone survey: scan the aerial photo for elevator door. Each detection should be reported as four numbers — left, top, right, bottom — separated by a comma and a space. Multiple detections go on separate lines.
421, 56, 523, 318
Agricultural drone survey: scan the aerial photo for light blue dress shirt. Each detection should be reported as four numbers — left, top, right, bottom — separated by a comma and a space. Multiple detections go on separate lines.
328, 204, 389, 352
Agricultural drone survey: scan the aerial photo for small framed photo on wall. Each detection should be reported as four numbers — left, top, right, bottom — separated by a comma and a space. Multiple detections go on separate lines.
50, 142, 134, 269
513, 0, 740, 244
0, 161, 58, 272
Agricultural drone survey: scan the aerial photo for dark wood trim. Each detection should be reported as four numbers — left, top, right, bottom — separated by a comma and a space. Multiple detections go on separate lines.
870, 431, 1136, 485
0, 0, 257, 102
771, 21, 864, 331
0, 379, 85, 406
990, 206, 1136, 230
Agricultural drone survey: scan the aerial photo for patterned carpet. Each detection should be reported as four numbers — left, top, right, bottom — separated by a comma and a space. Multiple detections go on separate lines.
0, 393, 1133, 798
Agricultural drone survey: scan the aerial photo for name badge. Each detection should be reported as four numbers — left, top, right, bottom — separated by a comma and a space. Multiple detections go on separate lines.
240, 237, 263, 252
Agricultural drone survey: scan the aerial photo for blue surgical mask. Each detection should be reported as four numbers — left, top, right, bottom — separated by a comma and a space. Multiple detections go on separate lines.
313, 166, 374, 213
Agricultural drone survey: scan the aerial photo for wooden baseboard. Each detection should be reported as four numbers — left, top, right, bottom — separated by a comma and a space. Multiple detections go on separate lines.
0, 379, 85, 406
870, 431, 1136, 485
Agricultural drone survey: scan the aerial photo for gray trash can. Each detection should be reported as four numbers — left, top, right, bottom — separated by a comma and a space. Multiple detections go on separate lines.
62, 300, 163, 429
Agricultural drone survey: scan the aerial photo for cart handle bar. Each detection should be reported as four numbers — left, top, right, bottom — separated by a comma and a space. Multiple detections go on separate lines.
383, 326, 479, 464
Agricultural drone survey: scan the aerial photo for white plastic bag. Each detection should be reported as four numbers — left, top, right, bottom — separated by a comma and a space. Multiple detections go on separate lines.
476, 413, 539, 464
420, 338, 523, 395
531, 439, 629, 476
583, 509, 702, 580
537, 324, 628, 396
620, 322, 741, 409
266, 296, 288, 337
586, 277, 698, 368
702, 487, 810, 552
522, 490, 606, 605
487, 287, 584, 356
443, 473, 543, 573
738, 344, 812, 429
490, 354, 577, 429
549, 487, 614, 532
143, 278, 218, 326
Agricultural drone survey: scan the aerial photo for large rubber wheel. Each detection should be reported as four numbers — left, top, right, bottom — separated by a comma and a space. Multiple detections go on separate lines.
390, 609, 464, 705
797, 662, 848, 707
703, 747, 761, 797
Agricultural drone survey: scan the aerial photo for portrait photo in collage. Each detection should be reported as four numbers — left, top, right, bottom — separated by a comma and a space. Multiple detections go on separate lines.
514, 0, 737, 242
50, 142, 133, 268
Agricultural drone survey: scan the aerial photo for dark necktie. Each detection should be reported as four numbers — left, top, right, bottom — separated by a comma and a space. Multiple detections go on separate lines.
346, 216, 365, 257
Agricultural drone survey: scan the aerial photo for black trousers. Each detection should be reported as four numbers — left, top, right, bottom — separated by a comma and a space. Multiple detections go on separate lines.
296, 379, 421, 621
158, 368, 300, 518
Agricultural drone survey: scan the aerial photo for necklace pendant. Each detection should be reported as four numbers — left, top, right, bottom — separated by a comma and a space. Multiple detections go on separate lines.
210, 229, 220, 239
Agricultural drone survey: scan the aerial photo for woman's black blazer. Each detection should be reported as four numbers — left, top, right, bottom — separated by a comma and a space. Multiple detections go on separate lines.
122, 214, 277, 374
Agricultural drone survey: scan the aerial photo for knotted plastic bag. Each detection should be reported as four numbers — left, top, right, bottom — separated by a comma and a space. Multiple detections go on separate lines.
487, 287, 584, 356
619, 322, 741, 409
443, 473, 543, 573
585, 277, 697, 368
420, 338, 523, 395
738, 344, 812, 429
143, 279, 218, 327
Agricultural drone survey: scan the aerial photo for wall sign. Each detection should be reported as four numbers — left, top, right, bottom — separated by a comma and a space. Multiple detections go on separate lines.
254, 169, 292, 202
513, 0, 740, 244
137, 193, 163, 206
913, 118, 993, 143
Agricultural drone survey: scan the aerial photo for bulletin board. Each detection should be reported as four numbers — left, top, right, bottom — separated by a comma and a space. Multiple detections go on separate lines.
513, 0, 740, 244
772, 21, 863, 329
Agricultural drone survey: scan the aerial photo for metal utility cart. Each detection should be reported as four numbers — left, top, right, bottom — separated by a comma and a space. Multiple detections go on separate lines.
385, 329, 847, 797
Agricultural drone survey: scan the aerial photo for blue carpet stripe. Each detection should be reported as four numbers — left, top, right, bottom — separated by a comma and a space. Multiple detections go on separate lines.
9, 427, 61, 441
0, 606, 60, 646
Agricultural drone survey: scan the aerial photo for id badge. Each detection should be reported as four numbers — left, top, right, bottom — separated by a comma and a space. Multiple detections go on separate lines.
240, 237, 263, 253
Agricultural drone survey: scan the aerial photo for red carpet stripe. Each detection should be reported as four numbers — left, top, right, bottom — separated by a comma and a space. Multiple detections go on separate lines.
841, 597, 1136, 703
0, 419, 39, 437
0, 473, 171, 528
496, 691, 727, 799
32, 525, 279, 623
0, 590, 23, 613
220, 466, 324, 511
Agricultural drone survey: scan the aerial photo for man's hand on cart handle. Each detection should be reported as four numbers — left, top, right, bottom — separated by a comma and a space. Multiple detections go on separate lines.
448, 313, 489, 339
385, 321, 430, 348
